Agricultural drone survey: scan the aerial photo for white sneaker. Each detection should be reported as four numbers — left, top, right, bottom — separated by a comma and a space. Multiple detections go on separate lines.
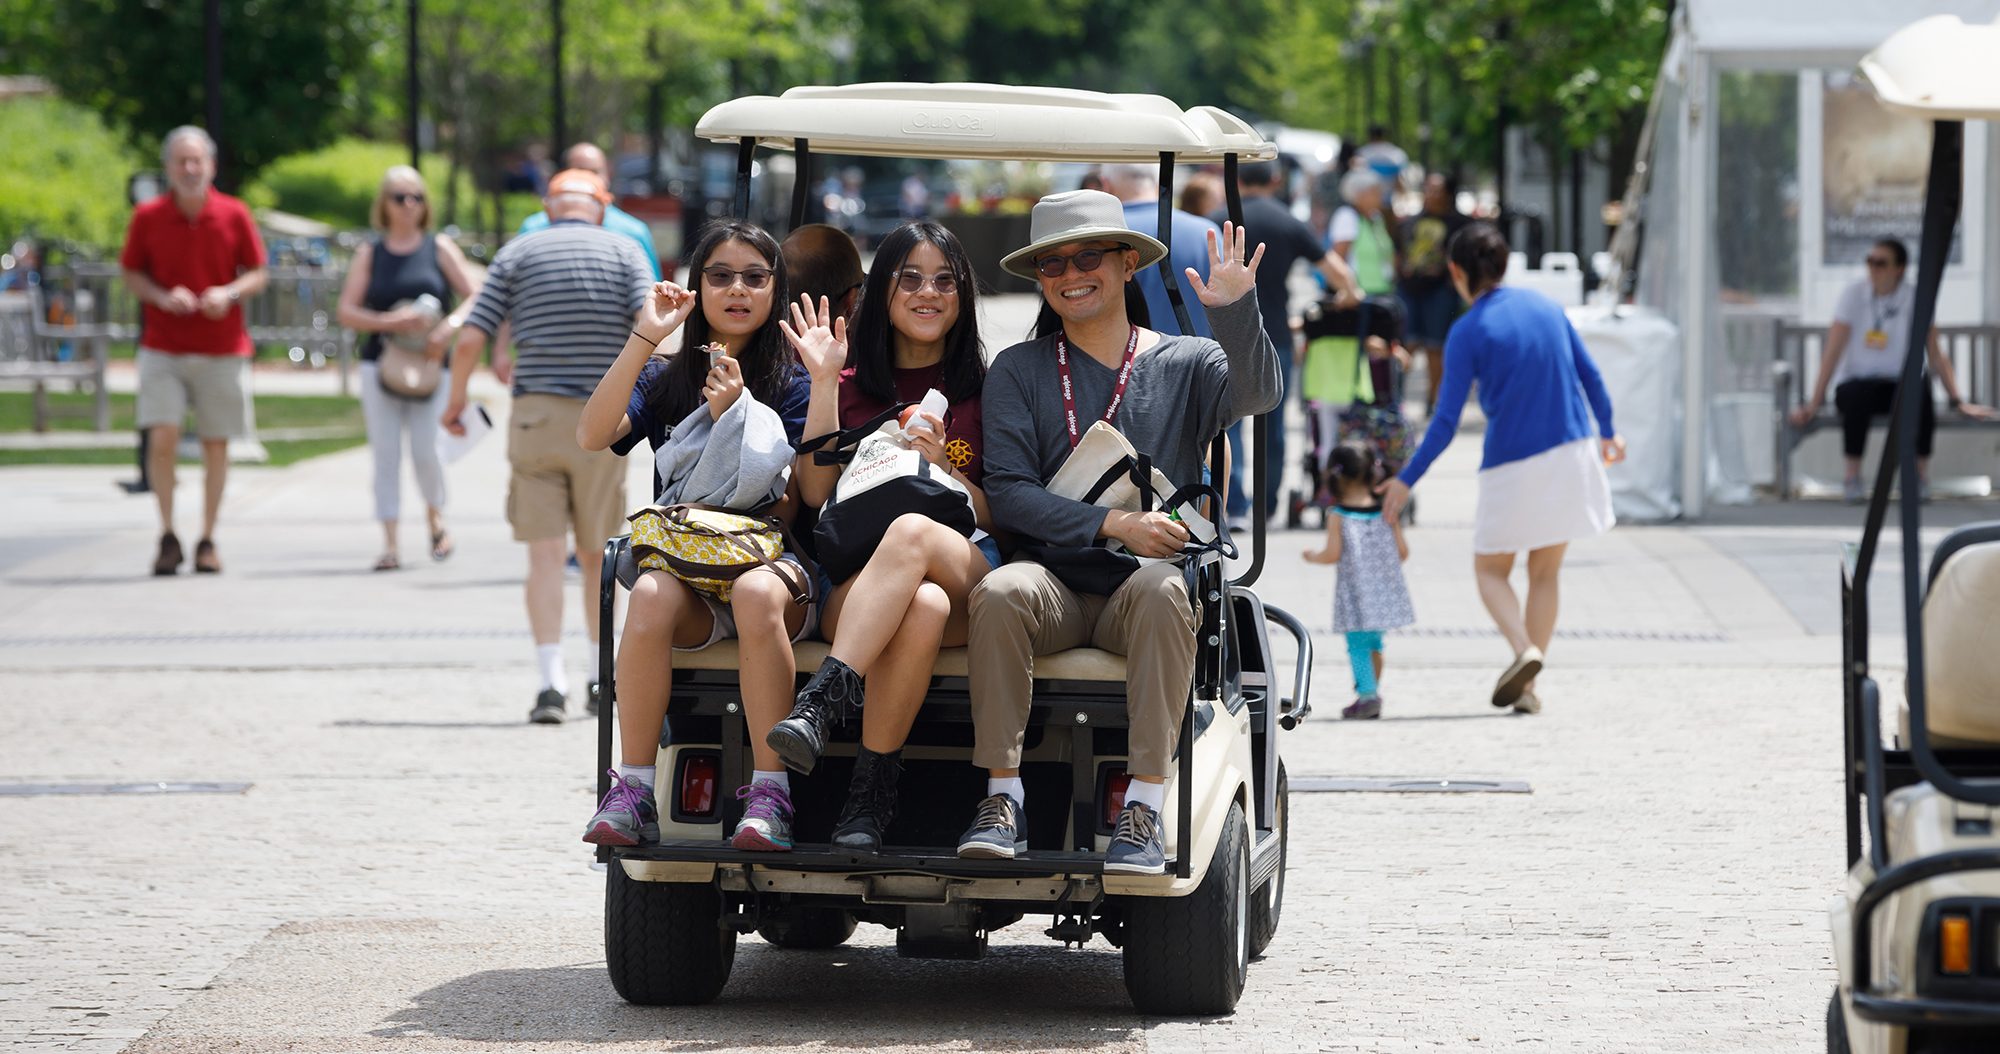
1512, 689, 1542, 715
1492, 648, 1543, 709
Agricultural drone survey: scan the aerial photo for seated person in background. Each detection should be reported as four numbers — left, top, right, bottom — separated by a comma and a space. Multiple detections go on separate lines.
574, 221, 814, 849
779, 223, 866, 327
769, 221, 999, 855
955, 190, 1280, 874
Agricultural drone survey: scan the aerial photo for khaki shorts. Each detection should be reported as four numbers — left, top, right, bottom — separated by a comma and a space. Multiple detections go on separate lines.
135, 348, 250, 438
506, 393, 627, 551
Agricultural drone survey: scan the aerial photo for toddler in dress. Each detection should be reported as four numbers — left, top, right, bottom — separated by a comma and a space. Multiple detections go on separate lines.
1304, 440, 1414, 719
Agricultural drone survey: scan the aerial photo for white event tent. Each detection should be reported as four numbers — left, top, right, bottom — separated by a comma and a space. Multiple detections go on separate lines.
1619, 0, 2000, 516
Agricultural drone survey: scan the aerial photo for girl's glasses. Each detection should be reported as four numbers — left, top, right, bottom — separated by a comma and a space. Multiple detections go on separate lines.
894, 270, 958, 295
703, 266, 774, 290
391, 192, 426, 206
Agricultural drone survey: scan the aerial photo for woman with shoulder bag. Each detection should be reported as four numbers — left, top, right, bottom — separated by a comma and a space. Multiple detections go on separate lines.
336, 165, 482, 571
766, 221, 999, 855
575, 221, 815, 851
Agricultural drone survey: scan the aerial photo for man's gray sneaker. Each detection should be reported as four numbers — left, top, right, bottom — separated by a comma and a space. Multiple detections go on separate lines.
1844, 477, 1865, 504
530, 688, 565, 724
956, 793, 1026, 859
1104, 801, 1167, 875
582, 769, 659, 846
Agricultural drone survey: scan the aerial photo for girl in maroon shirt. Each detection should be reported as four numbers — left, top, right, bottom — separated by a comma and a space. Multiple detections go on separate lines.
774, 221, 996, 854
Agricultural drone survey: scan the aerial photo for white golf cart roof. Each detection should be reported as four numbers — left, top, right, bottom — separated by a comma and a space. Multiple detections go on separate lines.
1860, 14, 2000, 120
695, 82, 1276, 163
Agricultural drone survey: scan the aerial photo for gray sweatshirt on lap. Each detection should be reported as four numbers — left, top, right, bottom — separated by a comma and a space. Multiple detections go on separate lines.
982, 293, 1282, 547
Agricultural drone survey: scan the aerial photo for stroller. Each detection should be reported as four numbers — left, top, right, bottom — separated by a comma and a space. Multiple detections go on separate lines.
1288, 294, 1417, 529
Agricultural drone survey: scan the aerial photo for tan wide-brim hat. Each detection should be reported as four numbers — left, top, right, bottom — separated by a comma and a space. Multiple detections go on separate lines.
999, 189, 1170, 281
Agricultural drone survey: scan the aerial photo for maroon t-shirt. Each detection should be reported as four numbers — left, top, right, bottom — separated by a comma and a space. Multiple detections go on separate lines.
836, 362, 984, 487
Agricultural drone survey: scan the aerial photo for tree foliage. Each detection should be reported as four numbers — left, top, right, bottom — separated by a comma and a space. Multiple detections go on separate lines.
0, 95, 145, 250
12, 0, 381, 186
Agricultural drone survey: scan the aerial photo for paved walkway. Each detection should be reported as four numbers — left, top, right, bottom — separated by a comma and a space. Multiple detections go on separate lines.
3, 344, 1993, 1051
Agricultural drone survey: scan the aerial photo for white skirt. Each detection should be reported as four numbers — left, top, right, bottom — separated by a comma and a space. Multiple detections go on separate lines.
1473, 437, 1615, 555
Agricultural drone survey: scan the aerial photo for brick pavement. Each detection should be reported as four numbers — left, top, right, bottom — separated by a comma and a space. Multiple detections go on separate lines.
0, 356, 1923, 1052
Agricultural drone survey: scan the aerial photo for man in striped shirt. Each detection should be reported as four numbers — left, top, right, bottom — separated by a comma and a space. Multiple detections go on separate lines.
442, 168, 654, 724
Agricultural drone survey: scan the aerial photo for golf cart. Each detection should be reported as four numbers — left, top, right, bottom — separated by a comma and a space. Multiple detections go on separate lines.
1827, 17, 2000, 1054
591, 83, 1314, 1016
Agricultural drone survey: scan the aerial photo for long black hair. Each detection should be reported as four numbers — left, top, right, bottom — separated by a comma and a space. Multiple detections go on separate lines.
640, 220, 793, 424
847, 221, 984, 404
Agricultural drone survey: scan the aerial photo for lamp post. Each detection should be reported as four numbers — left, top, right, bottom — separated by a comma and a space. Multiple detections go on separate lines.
551, 0, 566, 156
407, 0, 420, 168
204, 0, 223, 188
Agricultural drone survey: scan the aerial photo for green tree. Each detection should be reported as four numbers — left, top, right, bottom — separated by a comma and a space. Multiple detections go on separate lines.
20, 0, 381, 187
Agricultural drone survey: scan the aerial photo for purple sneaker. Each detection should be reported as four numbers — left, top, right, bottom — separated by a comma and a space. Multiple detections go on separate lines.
1341, 696, 1382, 719
731, 781, 794, 851
582, 769, 659, 846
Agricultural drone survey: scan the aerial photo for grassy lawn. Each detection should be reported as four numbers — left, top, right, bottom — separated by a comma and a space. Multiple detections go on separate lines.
0, 391, 365, 466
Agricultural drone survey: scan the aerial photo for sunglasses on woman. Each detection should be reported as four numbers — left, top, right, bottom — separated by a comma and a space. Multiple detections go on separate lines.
1032, 244, 1130, 279
391, 192, 426, 206
702, 266, 774, 290
894, 270, 958, 295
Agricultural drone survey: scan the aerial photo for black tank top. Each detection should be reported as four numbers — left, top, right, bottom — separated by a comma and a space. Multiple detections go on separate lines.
359, 234, 450, 361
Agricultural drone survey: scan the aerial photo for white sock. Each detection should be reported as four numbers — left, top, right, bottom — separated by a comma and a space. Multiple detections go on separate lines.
618, 764, 655, 790
537, 643, 568, 694
752, 769, 789, 793
1125, 778, 1166, 815
987, 776, 1026, 806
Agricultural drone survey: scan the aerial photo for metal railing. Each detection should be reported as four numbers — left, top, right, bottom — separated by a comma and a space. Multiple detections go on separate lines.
1771, 322, 2000, 499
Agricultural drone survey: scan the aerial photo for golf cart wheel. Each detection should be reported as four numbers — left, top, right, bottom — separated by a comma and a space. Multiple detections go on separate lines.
1826, 989, 1849, 1054
1121, 801, 1250, 1015
757, 905, 857, 949
604, 861, 736, 1005
1246, 762, 1287, 957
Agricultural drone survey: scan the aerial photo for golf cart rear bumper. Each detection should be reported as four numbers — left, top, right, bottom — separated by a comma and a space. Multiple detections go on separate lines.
1851, 991, 2000, 1027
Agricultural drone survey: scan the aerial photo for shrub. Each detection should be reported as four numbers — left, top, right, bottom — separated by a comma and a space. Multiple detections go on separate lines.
0, 96, 144, 252
241, 138, 471, 229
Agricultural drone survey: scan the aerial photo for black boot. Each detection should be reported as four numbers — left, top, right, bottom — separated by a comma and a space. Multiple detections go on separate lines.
831, 746, 903, 855
766, 656, 862, 774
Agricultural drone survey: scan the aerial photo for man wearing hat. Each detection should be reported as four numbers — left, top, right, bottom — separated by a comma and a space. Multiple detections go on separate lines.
956, 190, 1280, 874
442, 168, 655, 724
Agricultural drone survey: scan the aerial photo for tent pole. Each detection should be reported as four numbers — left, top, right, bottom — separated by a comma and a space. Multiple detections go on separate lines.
1678, 49, 1711, 520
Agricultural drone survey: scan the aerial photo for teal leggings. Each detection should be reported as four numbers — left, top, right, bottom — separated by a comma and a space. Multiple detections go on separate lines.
1347, 631, 1384, 697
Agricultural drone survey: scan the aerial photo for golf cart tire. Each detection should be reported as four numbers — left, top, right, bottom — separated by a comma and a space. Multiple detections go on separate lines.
757, 905, 857, 950
604, 862, 736, 1005
1121, 801, 1250, 1015
1247, 762, 1287, 957
1826, 990, 1849, 1054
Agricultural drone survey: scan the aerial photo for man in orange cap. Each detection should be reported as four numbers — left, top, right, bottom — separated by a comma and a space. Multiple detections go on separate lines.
442, 162, 656, 725
519, 143, 661, 279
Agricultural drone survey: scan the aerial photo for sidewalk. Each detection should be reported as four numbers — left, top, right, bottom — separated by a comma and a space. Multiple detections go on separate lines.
0, 343, 1920, 1051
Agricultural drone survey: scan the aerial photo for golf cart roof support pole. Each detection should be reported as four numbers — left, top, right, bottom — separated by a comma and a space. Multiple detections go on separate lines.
1900, 121, 1992, 802
788, 138, 810, 230
1222, 152, 1268, 589
733, 138, 755, 221
1177, 690, 1194, 880
595, 537, 620, 865
1155, 152, 1197, 336
1208, 154, 1245, 532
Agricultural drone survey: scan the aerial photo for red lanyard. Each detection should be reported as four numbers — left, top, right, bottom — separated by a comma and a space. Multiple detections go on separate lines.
1056, 325, 1139, 449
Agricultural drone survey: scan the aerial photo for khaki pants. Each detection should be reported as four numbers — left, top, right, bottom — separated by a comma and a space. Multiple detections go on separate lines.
967, 559, 1196, 778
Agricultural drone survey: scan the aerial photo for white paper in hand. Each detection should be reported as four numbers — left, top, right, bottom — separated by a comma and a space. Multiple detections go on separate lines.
436, 403, 493, 465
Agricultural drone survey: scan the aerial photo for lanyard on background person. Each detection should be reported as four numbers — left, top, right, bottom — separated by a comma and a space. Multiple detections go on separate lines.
1056, 325, 1139, 449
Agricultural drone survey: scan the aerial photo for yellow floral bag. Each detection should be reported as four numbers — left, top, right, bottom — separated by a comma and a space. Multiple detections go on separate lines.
626, 504, 808, 605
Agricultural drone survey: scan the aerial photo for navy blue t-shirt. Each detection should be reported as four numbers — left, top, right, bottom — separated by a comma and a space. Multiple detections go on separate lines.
610, 357, 813, 500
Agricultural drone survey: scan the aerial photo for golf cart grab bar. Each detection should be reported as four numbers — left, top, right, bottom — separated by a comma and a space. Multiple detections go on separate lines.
1261, 603, 1313, 729
1850, 846, 2000, 1021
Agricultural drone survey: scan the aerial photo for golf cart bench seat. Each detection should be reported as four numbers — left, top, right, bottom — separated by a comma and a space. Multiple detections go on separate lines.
1896, 525, 2000, 748
673, 639, 1130, 684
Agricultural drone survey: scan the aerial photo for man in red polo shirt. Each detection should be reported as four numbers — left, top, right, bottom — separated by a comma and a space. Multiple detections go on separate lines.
120, 126, 269, 575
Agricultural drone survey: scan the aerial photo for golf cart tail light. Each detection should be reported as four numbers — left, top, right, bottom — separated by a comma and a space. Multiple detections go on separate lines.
681, 755, 717, 818
1941, 914, 1973, 975
1102, 769, 1132, 829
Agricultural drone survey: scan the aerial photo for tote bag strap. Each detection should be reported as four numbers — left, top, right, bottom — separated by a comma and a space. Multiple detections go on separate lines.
799, 401, 916, 464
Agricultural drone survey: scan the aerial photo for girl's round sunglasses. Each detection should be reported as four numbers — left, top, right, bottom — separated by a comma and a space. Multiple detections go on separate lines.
702, 266, 774, 290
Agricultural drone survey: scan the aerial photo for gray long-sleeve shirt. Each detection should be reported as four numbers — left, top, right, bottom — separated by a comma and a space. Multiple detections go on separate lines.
982, 293, 1281, 547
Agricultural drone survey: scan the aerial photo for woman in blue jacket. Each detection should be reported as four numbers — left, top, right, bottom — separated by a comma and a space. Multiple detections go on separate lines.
1380, 223, 1625, 715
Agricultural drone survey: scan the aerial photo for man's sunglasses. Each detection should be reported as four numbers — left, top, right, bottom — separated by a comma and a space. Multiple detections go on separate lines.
1865, 255, 1896, 269
1033, 244, 1131, 279
894, 270, 958, 295
702, 266, 775, 290
390, 192, 426, 206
